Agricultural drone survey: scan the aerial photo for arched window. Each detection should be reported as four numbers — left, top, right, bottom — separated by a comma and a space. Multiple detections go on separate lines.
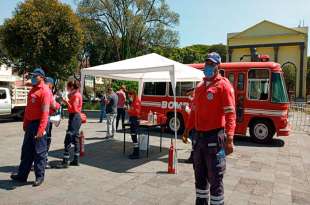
281, 62, 297, 100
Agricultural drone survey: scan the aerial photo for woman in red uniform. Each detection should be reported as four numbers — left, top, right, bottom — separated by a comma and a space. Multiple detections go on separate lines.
61, 80, 83, 167
127, 90, 141, 159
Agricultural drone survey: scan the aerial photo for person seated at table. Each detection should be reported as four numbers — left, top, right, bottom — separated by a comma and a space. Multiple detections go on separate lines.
127, 90, 141, 159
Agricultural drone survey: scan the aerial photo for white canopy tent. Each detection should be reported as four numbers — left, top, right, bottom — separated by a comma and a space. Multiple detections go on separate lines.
80, 53, 203, 166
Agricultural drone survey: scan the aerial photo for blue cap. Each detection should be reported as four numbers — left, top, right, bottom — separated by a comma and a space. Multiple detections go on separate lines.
206, 52, 221, 65
46, 77, 54, 85
30, 68, 45, 77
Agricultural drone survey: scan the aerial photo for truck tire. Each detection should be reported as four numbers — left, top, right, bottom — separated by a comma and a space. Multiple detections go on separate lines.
249, 120, 275, 144
167, 113, 185, 135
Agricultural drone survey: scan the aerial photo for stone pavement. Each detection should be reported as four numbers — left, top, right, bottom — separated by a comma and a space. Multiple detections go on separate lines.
0, 119, 309, 205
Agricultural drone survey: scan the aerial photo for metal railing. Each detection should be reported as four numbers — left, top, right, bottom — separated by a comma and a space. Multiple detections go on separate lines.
12, 86, 30, 106
289, 102, 310, 134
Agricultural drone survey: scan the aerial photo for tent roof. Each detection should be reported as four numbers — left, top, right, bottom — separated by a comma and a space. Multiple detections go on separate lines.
81, 53, 203, 82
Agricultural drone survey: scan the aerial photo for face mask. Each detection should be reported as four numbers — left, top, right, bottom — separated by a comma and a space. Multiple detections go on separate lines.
204, 65, 216, 78
31, 76, 38, 86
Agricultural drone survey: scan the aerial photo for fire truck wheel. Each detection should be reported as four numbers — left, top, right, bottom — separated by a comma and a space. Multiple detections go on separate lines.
167, 113, 185, 135
249, 120, 275, 144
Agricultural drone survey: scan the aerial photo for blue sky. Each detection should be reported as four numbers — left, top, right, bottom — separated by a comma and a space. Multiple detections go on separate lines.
1, 0, 310, 50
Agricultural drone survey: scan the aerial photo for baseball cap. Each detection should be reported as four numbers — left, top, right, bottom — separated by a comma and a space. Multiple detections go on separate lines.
205, 52, 221, 65
46, 77, 54, 85
30, 67, 46, 77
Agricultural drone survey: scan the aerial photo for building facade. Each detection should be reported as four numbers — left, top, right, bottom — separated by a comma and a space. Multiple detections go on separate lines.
227, 20, 308, 99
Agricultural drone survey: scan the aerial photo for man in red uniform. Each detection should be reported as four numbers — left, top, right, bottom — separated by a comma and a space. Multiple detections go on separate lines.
183, 52, 236, 205
126, 90, 141, 159
11, 68, 50, 187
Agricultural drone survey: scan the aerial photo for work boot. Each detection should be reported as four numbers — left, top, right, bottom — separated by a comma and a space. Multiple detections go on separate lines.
33, 178, 44, 187
45, 163, 51, 169
56, 158, 69, 169
10, 173, 27, 183
195, 198, 207, 205
45, 159, 51, 169
185, 151, 193, 164
70, 156, 80, 166
128, 147, 140, 159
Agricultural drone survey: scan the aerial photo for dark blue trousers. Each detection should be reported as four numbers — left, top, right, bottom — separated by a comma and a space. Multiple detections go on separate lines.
63, 113, 81, 160
193, 129, 226, 205
18, 121, 47, 181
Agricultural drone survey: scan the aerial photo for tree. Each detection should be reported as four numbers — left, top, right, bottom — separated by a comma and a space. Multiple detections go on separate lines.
79, 17, 117, 66
1, 0, 83, 80
282, 62, 296, 93
77, 0, 179, 60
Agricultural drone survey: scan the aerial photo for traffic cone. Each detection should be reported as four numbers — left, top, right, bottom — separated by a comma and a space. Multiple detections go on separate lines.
168, 139, 177, 174
80, 131, 85, 157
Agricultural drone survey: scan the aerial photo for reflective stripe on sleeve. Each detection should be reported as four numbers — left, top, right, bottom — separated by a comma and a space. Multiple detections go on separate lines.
224, 106, 234, 113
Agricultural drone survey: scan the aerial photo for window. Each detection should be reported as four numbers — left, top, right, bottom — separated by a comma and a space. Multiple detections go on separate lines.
143, 82, 166, 96
248, 69, 270, 100
0, 90, 6, 100
237, 73, 245, 91
169, 82, 196, 96
228, 73, 234, 85
271, 73, 289, 103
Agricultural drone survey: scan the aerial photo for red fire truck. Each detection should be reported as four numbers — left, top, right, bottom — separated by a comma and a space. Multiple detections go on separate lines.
140, 61, 290, 143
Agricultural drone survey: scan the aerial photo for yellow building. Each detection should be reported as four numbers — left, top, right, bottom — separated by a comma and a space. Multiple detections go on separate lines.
227, 20, 308, 99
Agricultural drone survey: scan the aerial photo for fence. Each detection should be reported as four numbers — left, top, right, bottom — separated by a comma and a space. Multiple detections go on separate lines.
289, 102, 310, 134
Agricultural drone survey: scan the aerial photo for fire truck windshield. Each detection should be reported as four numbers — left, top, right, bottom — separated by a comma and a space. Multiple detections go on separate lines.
271, 72, 289, 103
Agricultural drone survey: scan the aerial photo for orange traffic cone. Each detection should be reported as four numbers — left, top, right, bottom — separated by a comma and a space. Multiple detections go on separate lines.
168, 139, 177, 174
79, 131, 85, 157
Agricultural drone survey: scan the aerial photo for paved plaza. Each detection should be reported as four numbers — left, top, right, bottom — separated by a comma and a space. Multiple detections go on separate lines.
0, 119, 310, 205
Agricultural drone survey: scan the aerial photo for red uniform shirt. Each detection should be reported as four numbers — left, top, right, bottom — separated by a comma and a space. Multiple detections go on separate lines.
127, 97, 141, 117
116, 90, 126, 108
186, 74, 236, 136
67, 91, 82, 113
23, 81, 50, 135
48, 89, 60, 115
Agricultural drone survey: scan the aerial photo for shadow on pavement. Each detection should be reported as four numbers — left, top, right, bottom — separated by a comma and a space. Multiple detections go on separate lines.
234, 136, 285, 147
48, 139, 169, 173
0, 180, 33, 190
0, 166, 18, 173
0, 118, 18, 123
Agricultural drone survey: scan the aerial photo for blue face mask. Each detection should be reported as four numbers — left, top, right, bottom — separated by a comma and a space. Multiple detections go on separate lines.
31, 76, 38, 86
204, 65, 216, 78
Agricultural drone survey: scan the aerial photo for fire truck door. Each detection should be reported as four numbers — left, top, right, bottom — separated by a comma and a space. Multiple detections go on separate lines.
236, 72, 245, 123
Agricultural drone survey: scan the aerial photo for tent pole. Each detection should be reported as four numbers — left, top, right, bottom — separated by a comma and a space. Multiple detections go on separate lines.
173, 65, 178, 174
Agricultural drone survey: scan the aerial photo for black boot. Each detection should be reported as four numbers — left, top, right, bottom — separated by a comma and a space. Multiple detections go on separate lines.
195, 198, 207, 205
10, 173, 27, 183
56, 158, 69, 169
128, 147, 140, 159
70, 156, 80, 166
185, 151, 193, 164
